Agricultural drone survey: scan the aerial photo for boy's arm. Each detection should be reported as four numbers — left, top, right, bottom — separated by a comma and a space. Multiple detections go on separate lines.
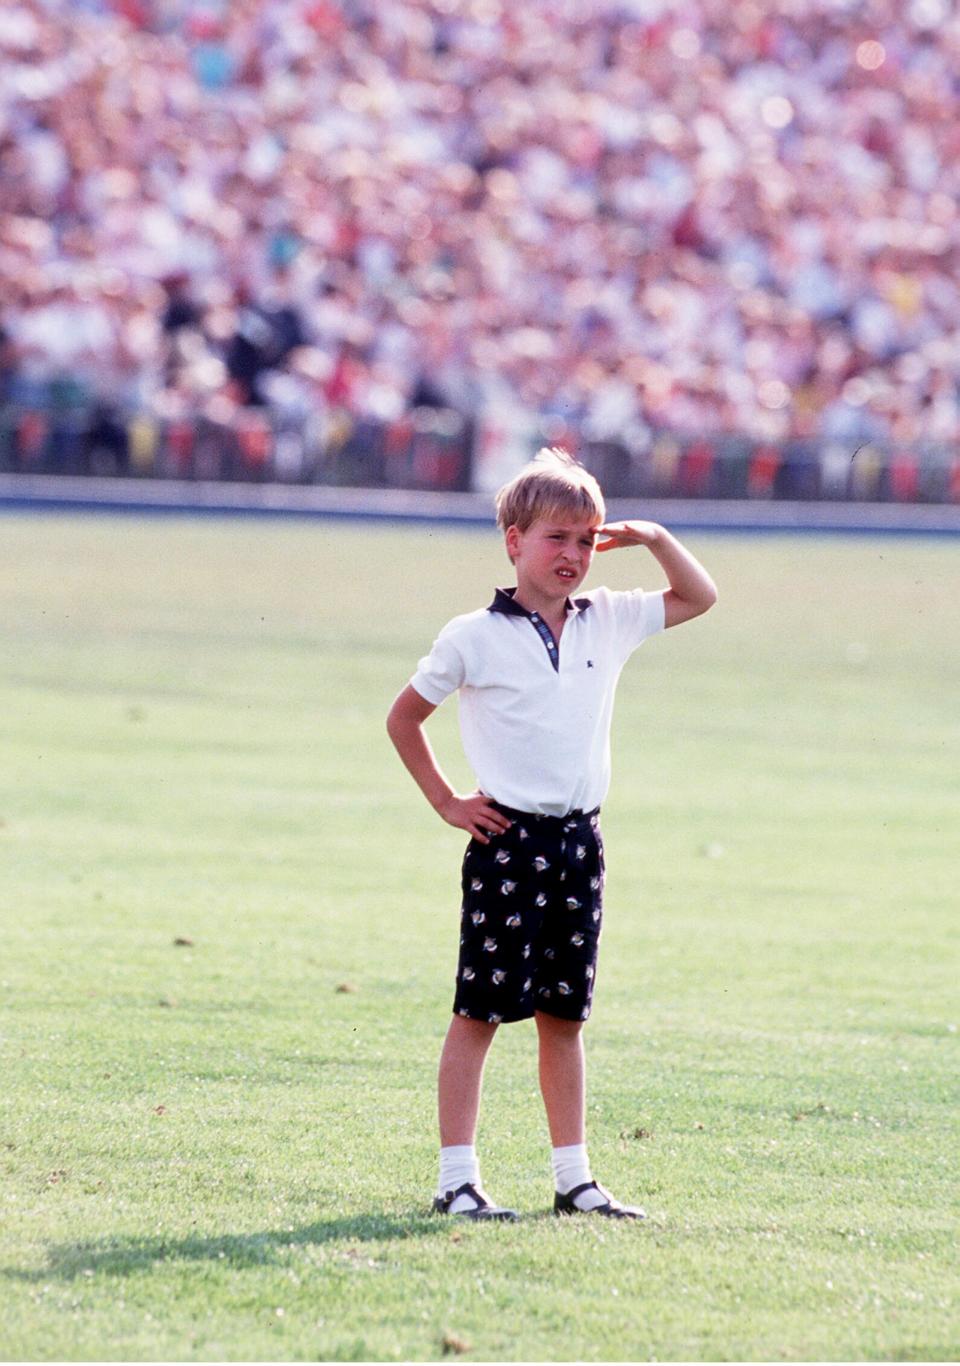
596, 521, 718, 628
386, 684, 512, 845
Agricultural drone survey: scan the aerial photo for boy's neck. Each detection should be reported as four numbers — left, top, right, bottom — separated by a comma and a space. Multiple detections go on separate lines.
511, 584, 570, 633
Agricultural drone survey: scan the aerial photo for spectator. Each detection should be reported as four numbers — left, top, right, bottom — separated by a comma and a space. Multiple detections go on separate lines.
0, 0, 958, 480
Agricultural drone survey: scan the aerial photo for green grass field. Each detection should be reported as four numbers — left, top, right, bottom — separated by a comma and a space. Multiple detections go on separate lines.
1, 512, 958, 1362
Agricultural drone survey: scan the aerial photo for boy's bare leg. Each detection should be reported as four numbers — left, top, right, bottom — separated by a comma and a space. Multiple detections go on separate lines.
438, 1014, 498, 1146
535, 1011, 586, 1145
435, 1014, 518, 1219
536, 1010, 643, 1216
537, 1011, 603, 1210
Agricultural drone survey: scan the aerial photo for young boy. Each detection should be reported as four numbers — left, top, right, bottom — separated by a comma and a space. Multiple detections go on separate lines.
386, 448, 717, 1221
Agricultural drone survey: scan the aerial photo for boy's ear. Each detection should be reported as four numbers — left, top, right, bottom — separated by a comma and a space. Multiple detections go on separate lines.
504, 524, 522, 562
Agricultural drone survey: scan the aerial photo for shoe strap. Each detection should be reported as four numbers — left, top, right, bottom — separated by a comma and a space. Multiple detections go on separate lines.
565, 1179, 616, 1207
447, 1181, 488, 1210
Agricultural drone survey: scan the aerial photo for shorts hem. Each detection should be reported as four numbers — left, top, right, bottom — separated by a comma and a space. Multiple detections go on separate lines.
533, 1002, 591, 1023
452, 1004, 535, 1024
452, 1002, 591, 1024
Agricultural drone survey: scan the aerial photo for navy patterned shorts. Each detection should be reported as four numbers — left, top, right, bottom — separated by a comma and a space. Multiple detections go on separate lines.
453, 803, 605, 1025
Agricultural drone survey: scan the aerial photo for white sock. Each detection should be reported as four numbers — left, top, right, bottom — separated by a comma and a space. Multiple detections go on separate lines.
552, 1143, 607, 1210
438, 1145, 481, 1213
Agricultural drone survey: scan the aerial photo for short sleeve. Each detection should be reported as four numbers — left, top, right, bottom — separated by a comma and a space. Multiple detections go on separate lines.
608, 587, 666, 651
410, 625, 467, 705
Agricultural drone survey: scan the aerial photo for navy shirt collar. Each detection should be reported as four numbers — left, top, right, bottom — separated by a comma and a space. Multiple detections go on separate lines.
487, 587, 592, 618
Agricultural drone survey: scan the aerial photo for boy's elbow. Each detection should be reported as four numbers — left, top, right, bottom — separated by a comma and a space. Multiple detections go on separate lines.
386, 700, 404, 741
687, 580, 718, 623
387, 685, 432, 740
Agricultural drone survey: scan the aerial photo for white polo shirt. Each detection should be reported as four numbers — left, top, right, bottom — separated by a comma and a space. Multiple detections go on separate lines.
410, 585, 666, 817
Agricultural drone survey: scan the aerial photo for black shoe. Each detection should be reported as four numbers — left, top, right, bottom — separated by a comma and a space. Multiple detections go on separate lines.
554, 1180, 646, 1220
432, 1181, 519, 1221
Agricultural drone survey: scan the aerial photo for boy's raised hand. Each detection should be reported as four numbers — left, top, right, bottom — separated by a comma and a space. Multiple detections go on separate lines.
438, 791, 513, 845
595, 520, 662, 551
595, 520, 718, 627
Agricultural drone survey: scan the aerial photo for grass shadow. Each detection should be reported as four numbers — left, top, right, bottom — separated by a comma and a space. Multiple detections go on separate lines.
3, 1210, 447, 1283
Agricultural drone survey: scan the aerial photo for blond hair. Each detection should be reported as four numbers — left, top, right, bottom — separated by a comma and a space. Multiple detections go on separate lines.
494, 447, 606, 534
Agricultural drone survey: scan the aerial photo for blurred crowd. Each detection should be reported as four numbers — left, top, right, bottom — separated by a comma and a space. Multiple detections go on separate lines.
2, 0, 960, 489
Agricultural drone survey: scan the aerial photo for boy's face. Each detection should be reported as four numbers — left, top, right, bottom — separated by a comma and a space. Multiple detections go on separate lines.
505, 514, 600, 605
